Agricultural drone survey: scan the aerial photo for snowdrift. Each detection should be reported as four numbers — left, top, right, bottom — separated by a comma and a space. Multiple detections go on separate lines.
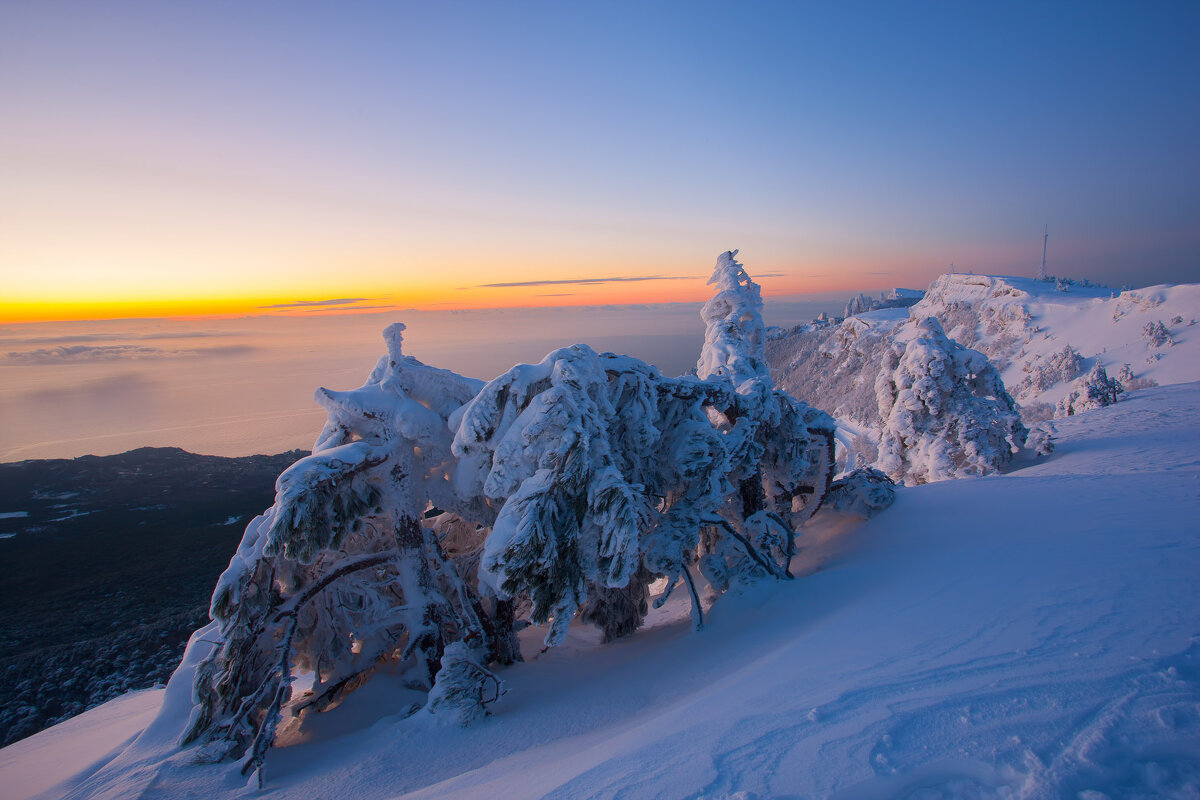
8, 381, 1198, 799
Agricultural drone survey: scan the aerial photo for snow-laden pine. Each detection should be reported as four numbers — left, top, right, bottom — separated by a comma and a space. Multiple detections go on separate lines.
452, 251, 835, 645
875, 316, 1026, 485
1057, 361, 1123, 416
182, 323, 509, 777
177, 252, 840, 771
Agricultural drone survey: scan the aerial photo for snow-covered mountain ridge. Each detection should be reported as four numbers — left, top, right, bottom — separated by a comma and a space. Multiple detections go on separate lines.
6, 381, 1198, 799
912, 274, 1199, 404
768, 273, 1200, 466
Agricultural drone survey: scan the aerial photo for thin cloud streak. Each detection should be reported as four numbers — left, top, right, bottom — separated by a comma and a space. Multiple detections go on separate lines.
259, 298, 370, 309
5, 344, 257, 365
478, 276, 698, 289
296, 305, 400, 313
0, 330, 237, 346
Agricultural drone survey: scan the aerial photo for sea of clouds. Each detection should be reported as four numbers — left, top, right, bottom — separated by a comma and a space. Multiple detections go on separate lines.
0, 296, 847, 461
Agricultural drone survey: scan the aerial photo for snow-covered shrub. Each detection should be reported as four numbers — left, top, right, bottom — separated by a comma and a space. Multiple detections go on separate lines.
423, 641, 505, 726
1017, 401, 1055, 426
823, 468, 896, 517
875, 317, 1027, 485
1142, 320, 1174, 347
1115, 363, 1158, 392
1027, 421, 1056, 456
1056, 363, 1123, 417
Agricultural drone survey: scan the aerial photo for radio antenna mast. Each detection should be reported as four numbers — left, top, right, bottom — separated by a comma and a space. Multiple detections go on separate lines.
1038, 224, 1049, 281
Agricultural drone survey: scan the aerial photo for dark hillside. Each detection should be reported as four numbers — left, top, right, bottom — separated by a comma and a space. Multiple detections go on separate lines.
0, 447, 304, 746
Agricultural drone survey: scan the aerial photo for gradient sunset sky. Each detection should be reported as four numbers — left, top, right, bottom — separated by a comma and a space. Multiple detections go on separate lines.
2, 1, 1197, 322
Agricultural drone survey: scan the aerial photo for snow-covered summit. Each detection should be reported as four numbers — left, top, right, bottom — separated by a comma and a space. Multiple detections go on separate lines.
906, 273, 1200, 407
768, 272, 1200, 469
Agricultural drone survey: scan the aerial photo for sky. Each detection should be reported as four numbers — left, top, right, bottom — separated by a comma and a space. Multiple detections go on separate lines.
1, 1, 1198, 323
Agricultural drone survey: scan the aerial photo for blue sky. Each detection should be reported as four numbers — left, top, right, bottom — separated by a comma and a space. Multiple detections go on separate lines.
1, 1, 1197, 321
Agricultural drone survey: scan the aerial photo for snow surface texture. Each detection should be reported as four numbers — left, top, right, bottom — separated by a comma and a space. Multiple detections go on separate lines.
768, 273, 1200, 472
11, 381, 1199, 799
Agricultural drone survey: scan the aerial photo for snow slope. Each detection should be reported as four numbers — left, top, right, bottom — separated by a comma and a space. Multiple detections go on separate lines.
9, 382, 1199, 799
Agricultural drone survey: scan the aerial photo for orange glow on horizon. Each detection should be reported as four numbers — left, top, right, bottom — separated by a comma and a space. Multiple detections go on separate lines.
0, 282, 709, 323
0, 255, 928, 324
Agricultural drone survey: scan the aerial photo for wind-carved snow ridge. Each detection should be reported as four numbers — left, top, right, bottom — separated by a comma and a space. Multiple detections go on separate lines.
81, 251, 842, 786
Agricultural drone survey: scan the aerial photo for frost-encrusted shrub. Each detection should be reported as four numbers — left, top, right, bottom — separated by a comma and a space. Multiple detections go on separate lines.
875, 317, 1027, 485
1017, 401, 1055, 426
1027, 421, 1056, 456
1116, 363, 1158, 392
180, 252, 838, 772
423, 642, 505, 726
1056, 363, 1123, 417
823, 468, 896, 517
1142, 320, 1174, 348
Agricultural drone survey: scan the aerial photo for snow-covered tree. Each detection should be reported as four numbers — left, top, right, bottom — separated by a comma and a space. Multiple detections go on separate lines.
875, 317, 1027, 485
1057, 362, 1123, 416
450, 344, 834, 644
182, 324, 511, 775
179, 252, 839, 776
697, 249, 770, 390
451, 251, 835, 644
1114, 363, 1158, 393
844, 292, 877, 318
1142, 320, 1174, 347
1015, 345, 1084, 400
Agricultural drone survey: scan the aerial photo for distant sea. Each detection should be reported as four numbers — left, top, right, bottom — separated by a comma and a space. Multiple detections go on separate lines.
0, 295, 851, 461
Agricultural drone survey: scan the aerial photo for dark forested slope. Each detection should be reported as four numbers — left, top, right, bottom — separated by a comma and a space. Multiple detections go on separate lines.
0, 447, 303, 746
